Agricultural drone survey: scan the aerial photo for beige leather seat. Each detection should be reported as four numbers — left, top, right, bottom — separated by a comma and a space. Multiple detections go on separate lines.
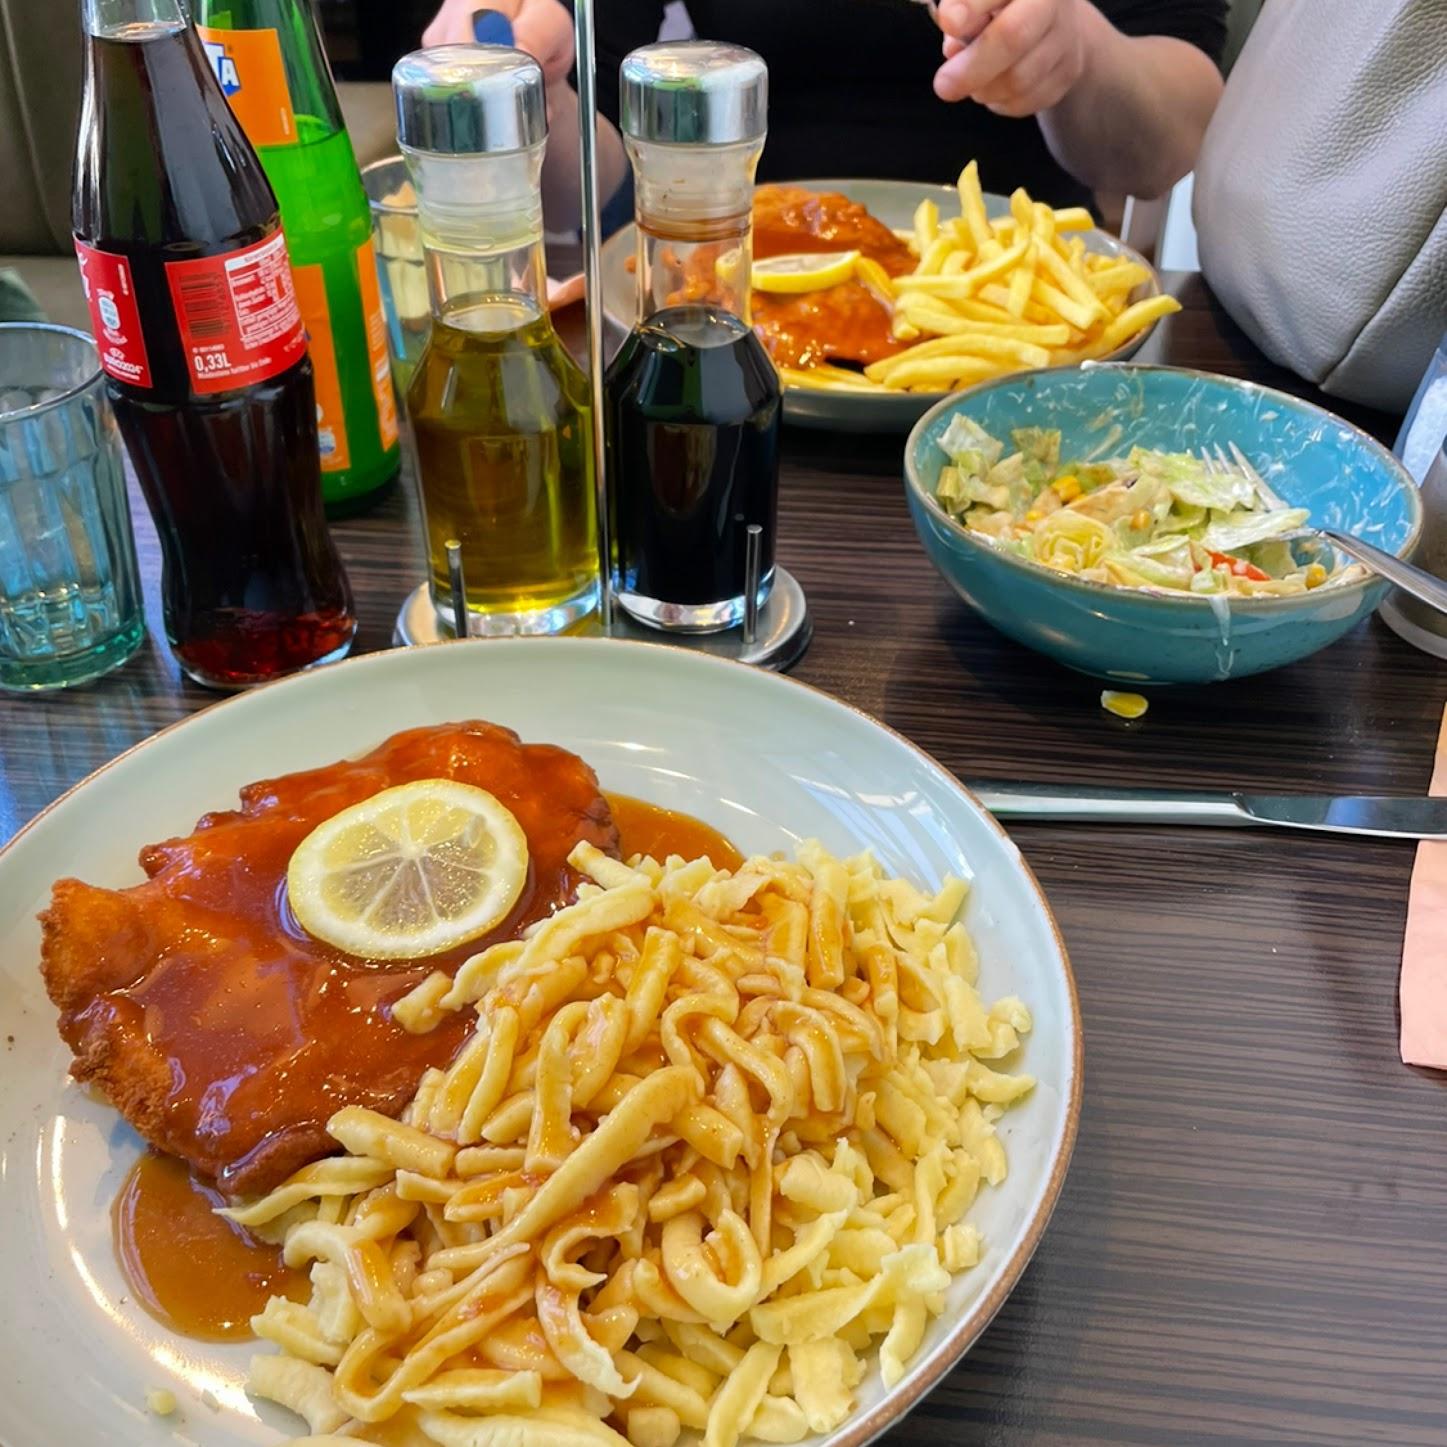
0, 0, 397, 332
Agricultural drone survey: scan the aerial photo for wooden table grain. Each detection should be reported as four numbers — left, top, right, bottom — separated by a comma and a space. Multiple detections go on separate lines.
4, 272, 1445, 1446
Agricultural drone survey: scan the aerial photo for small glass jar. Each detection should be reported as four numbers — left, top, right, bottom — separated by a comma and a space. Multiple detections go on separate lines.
394, 45, 598, 636
605, 42, 781, 634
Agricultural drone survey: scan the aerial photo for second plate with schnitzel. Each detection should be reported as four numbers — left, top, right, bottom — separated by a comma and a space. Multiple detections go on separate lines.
601, 177, 1164, 433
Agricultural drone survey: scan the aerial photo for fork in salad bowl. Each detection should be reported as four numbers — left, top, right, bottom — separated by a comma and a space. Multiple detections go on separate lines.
1202, 443, 1447, 618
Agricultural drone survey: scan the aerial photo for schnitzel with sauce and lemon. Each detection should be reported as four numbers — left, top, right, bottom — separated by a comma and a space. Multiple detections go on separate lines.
750, 183, 915, 368
39, 722, 616, 1197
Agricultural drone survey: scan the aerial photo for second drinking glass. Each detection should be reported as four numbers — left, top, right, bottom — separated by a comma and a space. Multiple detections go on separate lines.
394, 46, 598, 637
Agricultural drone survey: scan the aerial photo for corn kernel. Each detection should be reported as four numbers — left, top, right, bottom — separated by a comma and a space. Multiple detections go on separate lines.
1304, 562, 1328, 588
145, 1390, 177, 1417
1050, 475, 1081, 502
1025, 509, 1043, 523
1100, 690, 1149, 721
1129, 509, 1151, 532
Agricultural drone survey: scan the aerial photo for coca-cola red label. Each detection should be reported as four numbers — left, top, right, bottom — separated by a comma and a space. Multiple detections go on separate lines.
165, 230, 308, 395
75, 241, 153, 388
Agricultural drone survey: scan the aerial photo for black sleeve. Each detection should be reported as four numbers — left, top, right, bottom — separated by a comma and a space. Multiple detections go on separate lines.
564, 0, 668, 125
1092, 0, 1229, 67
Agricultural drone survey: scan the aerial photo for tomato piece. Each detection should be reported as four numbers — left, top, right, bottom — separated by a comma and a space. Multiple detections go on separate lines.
1208, 550, 1270, 581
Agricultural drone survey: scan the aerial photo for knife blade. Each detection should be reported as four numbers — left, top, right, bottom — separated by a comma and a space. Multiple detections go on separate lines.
970, 781, 1447, 841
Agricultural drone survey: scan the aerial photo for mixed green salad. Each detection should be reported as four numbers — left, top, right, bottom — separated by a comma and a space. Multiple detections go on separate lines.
933, 418, 1353, 597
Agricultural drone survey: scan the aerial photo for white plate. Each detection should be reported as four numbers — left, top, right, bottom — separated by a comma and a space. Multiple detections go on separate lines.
601, 177, 1162, 433
0, 638, 1081, 1447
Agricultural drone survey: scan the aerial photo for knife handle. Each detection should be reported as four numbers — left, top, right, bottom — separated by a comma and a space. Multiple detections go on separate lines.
970, 781, 1248, 826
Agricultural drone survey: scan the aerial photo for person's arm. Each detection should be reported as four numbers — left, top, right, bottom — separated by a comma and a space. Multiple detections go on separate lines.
934, 0, 1223, 200
421, 0, 642, 232
536, 75, 629, 232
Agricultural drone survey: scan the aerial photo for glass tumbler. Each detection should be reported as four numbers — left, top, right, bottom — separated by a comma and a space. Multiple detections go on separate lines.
361, 155, 431, 400
0, 323, 144, 691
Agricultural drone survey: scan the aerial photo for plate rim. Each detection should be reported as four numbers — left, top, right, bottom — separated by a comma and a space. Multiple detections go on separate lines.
0, 636, 1084, 1447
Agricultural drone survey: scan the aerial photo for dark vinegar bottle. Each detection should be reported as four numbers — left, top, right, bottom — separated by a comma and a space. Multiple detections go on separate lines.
72, 0, 355, 689
608, 305, 779, 619
607, 43, 780, 634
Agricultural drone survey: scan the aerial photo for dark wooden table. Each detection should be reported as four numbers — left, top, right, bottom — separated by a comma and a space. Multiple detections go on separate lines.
5, 273, 1445, 1446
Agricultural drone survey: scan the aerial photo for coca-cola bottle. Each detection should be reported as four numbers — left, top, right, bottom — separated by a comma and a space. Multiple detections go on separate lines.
72, 0, 356, 689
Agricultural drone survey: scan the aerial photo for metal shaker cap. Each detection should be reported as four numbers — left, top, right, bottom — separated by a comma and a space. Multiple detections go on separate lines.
393, 45, 546, 155
620, 41, 767, 146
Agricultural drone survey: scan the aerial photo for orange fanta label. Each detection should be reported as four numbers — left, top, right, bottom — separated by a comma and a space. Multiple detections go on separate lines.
291, 262, 349, 472
197, 26, 296, 149
357, 236, 400, 450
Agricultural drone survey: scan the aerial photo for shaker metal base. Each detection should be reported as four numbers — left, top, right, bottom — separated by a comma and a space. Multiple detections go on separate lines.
392, 568, 812, 672
1379, 595, 1447, 661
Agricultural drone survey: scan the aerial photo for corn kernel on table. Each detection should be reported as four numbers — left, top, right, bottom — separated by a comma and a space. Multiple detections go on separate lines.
3, 273, 1445, 1446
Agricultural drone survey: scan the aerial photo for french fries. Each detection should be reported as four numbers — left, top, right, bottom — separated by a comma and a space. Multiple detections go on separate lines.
782, 162, 1180, 396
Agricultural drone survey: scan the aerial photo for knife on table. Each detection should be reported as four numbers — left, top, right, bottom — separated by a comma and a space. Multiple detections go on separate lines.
970, 781, 1447, 841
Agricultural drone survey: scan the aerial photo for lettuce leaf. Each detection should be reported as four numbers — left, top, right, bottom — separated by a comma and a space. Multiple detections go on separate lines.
938, 464, 1008, 513
939, 415, 1004, 471
1031, 510, 1115, 573
1201, 508, 1309, 552
1165, 471, 1259, 512
1133, 532, 1195, 559
1075, 462, 1120, 492
1102, 550, 1196, 590
1010, 427, 1060, 466
1248, 539, 1303, 578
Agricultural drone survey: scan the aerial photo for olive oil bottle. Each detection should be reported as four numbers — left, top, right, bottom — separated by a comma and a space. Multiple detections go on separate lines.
395, 45, 597, 635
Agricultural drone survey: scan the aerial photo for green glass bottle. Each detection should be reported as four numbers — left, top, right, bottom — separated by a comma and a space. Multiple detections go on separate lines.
195, 0, 400, 511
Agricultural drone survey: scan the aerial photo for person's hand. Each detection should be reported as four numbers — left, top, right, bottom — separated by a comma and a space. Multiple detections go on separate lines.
422, 0, 576, 86
933, 0, 1089, 115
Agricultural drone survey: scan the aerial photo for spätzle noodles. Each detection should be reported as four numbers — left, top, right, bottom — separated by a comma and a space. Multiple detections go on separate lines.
240, 840, 1034, 1447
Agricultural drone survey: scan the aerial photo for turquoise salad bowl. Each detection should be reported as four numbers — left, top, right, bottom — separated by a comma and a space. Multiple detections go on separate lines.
904, 364, 1422, 685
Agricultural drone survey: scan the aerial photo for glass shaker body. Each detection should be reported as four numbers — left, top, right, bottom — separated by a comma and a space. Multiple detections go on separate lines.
606, 51, 781, 635
1395, 331, 1447, 485
1379, 332, 1447, 655
397, 47, 598, 636
1380, 437, 1447, 658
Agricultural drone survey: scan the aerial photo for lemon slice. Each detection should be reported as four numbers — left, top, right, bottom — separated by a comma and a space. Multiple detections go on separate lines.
752, 250, 860, 294
287, 780, 529, 959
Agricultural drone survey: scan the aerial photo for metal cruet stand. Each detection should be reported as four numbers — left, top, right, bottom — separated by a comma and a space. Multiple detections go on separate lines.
573, 0, 613, 635
573, 1, 812, 670
395, 3, 811, 670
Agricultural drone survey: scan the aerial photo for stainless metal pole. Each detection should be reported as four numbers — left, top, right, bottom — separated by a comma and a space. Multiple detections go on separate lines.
573, 0, 613, 632
445, 538, 468, 638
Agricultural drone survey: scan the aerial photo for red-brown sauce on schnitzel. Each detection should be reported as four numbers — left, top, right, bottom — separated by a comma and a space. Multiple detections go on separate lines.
605, 793, 743, 873
105, 792, 740, 1341
751, 185, 915, 370
43, 722, 617, 1198
114, 1151, 307, 1340
626, 186, 914, 370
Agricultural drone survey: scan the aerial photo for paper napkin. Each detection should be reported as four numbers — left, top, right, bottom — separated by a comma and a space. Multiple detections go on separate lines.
1400, 703, 1447, 1068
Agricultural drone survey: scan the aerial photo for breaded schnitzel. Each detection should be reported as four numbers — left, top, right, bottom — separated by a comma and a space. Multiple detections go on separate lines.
40, 722, 617, 1198
751, 185, 915, 369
